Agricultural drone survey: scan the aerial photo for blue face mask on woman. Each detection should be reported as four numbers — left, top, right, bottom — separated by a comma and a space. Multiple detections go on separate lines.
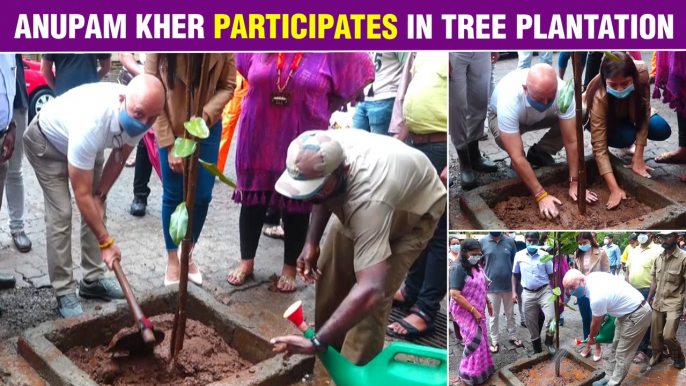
450, 244, 461, 253
579, 244, 592, 252
606, 83, 634, 99
119, 101, 152, 137
526, 95, 554, 113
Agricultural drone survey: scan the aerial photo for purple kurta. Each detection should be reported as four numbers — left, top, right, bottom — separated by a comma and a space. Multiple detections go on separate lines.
652, 51, 686, 115
232, 53, 374, 213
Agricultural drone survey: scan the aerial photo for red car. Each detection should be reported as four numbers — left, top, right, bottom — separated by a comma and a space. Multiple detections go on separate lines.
22, 57, 54, 120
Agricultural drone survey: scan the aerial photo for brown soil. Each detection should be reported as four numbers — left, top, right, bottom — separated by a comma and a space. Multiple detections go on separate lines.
492, 181, 654, 229
515, 357, 590, 386
65, 314, 252, 386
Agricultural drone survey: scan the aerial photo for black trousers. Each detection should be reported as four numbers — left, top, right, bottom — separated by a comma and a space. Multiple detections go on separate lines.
401, 141, 447, 319
133, 139, 153, 199
678, 111, 686, 148
239, 204, 310, 267
583, 52, 604, 90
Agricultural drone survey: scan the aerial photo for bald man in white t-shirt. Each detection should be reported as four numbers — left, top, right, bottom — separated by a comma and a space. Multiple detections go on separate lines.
489, 64, 598, 220
564, 269, 652, 386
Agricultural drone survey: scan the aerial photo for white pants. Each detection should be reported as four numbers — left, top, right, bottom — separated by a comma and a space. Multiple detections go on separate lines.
488, 291, 517, 344
517, 51, 553, 69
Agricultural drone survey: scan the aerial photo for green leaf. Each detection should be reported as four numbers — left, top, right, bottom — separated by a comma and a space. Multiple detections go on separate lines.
562, 302, 577, 312
169, 202, 188, 246
184, 117, 210, 139
558, 79, 574, 114
603, 51, 621, 62
199, 159, 237, 188
553, 287, 561, 296
547, 294, 558, 303
172, 138, 196, 158
549, 319, 557, 335
540, 253, 553, 264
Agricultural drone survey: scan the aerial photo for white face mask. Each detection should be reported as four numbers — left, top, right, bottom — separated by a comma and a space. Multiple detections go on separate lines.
638, 234, 649, 244
604, 239, 611, 245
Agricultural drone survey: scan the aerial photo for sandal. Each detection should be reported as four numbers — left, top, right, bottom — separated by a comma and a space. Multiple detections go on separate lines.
655, 151, 686, 164
633, 352, 648, 364
386, 308, 435, 340
263, 225, 285, 240
125, 153, 136, 167
391, 287, 413, 309
490, 343, 500, 353
581, 347, 592, 358
509, 339, 524, 348
276, 275, 297, 293
227, 268, 253, 286
679, 175, 686, 183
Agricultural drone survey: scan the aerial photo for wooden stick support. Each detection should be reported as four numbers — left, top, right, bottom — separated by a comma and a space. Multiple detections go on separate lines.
573, 52, 587, 214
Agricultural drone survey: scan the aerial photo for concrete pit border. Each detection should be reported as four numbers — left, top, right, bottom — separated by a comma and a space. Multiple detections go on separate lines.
498, 350, 605, 386
460, 155, 686, 229
18, 285, 314, 386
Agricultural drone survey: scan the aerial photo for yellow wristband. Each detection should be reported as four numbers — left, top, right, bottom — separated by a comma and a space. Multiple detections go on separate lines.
99, 237, 114, 249
536, 192, 549, 203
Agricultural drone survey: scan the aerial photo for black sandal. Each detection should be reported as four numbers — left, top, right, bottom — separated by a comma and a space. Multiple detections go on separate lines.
386, 308, 435, 340
490, 343, 500, 353
391, 287, 414, 310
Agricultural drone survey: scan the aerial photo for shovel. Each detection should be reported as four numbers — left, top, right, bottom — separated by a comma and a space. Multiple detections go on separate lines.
105, 259, 165, 355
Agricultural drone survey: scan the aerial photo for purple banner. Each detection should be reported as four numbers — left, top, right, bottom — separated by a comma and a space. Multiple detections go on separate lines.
1, 1, 684, 51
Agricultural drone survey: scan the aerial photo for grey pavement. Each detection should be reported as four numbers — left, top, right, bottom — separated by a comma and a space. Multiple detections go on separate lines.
449, 51, 686, 229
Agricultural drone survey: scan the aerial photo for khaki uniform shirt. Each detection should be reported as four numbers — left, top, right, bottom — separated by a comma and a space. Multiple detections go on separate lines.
651, 247, 686, 313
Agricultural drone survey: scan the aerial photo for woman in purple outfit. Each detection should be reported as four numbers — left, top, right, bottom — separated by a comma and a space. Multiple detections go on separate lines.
227, 52, 374, 292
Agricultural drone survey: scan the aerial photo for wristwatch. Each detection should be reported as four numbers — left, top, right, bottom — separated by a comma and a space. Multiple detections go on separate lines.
310, 335, 328, 355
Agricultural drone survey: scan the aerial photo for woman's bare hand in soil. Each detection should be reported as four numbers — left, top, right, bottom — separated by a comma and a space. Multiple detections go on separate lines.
538, 195, 561, 219
607, 188, 626, 210
569, 183, 599, 203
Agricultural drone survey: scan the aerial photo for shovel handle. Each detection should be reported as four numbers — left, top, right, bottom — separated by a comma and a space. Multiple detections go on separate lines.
112, 260, 155, 344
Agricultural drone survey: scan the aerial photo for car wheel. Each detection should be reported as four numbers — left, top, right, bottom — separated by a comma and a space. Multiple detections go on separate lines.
29, 88, 54, 121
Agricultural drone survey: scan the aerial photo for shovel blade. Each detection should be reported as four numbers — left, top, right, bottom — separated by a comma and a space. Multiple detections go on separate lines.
106, 328, 165, 355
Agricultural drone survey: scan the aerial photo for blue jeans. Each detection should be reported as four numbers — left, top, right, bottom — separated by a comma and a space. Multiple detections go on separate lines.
352, 98, 395, 135
159, 121, 221, 251
558, 52, 588, 69
578, 295, 591, 339
517, 52, 553, 69
607, 115, 672, 149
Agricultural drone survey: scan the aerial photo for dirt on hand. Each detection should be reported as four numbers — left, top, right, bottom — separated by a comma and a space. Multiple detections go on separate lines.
515, 357, 590, 386
65, 314, 252, 386
492, 181, 653, 229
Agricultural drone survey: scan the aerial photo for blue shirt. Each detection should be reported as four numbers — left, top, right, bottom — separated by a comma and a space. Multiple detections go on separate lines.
605, 244, 621, 266
513, 249, 553, 290
0, 54, 16, 131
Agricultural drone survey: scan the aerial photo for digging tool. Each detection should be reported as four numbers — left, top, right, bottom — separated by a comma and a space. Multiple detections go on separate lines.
106, 259, 164, 354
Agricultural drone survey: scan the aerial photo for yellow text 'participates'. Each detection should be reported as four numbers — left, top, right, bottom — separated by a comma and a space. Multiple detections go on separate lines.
215, 14, 398, 39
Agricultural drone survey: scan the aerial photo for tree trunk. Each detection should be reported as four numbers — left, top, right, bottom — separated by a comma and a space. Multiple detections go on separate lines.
573, 52, 587, 214
171, 54, 211, 360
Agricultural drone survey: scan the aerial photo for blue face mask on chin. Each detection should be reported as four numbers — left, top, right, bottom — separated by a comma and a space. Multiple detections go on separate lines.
450, 244, 461, 253
526, 94, 554, 113
606, 83, 634, 99
119, 101, 152, 137
571, 283, 586, 298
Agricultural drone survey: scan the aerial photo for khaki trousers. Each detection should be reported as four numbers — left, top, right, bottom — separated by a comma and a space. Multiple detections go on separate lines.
23, 119, 106, 296
521, 286, 555, 342
488, 291, 517, 344
315, 198, 445, 366
650, 308, 682, 362
488, 112, 564, 156
608, 303, 652, 386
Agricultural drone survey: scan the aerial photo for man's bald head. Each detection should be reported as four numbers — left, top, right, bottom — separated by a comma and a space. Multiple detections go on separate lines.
563, 268, 585, 290
120, 74, 165, 126
525, 64, 558, 105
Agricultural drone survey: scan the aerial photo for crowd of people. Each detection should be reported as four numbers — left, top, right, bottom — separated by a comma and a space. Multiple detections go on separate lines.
0, 52, 448, 367
451, 51, 686, 217
450, 231, 686, 386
